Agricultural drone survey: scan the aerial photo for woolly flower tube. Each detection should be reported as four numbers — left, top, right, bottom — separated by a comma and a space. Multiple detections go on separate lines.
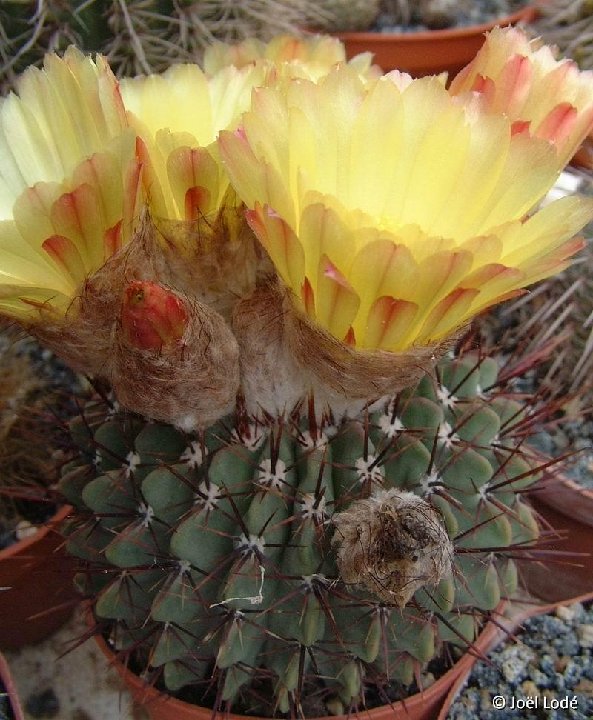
0, 47, 140, 322
220, 55, 593, 358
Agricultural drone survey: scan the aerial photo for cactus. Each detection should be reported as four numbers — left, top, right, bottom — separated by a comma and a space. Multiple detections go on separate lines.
530, 0, 593, 70
477, 218, 593, 408
0, 331, 76, 530
2, 27, 593, 718
61, 349, 543, 715
0, 0, 330, 91
307, 0, 381, 32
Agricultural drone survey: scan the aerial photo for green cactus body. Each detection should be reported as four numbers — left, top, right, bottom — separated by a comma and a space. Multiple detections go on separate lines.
61, 352, 542, 715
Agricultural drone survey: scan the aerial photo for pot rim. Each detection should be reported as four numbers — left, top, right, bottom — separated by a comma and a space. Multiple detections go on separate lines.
332, 4, 536, 43
0, 651, 25, 720
0, 504, 72, 561
89, 601, 506, 720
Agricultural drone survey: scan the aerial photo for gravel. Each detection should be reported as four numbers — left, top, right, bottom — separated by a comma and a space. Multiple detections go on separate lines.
529, 423, 593, 491
373, 0, 527, 32
447, 602, 593, 719
0, 687, 11, 720
0, 330, 89, 549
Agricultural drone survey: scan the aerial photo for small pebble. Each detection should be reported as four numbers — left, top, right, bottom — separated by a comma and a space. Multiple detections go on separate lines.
577, 624, 593, 648
521, 679, 540, 696
556, 604, 578, 622
500, 643, 536, 683
575, 678, 593, 696
15, 520, 38, 541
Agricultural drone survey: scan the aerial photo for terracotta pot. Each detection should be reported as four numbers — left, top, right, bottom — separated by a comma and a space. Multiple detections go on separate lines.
0, 650, 24, 720
533, 473, 593, 529
572, 132, 593, 171
333, 5, 537, 76
92, 608, 504, 720
0, 504, 79, 650
517, 493, 593, 606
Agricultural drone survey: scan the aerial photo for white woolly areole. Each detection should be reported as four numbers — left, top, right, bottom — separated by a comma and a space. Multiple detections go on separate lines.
232, 423, 268, 451
125, 451, 141, 477
436, 384, 457, 409
301, 573, 329, 590
418, 471, 443, 497
355, 456, 385, 485
195, 480, 219, 511
299, 493, 327, 522
378, 412, 404, 438
235, 533, 266, 557
175, 413, 200, 433
177, 560, 191, 576
438, 421, 459, 448
257, 458, 286, 490
300, 430, 329, 450
137, 502, 154, 528
477, 481, 491, 500
180, 441, 205, 468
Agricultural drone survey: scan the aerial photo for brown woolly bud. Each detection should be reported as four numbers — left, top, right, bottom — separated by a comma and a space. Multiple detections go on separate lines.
112, 282, 240, 430
28, 210, 245, 428
332, 489, 453, 606
28, 210, 180, 377
121, 281, 188, 350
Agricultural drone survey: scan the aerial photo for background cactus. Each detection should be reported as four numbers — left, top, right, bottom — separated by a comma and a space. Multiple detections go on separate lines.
0, 328, 77, 531
305, 0, 381, 31
477, 176, 593, 412
61, 348, 545, 716
0, 0, 336, 91
531, 0, 593, 70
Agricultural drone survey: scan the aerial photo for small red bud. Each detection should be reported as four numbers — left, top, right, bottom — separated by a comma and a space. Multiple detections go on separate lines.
121, 280, 188, 350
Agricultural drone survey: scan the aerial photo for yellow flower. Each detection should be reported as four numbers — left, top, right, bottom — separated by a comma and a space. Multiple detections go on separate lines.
450, 27, 593, 168
120, 38, 377, 227
203, 34, 378, 80
120, 63, 268, 223
220, 65, 593, 352
0, 47, 140, 321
